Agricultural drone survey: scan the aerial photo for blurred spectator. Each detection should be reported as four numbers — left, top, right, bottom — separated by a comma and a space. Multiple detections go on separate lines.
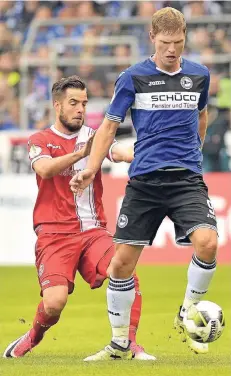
34, 108, 50, 130
18, 1, 40, 35
0, 22, 19, 53
208, 72, 221, 106
31, 46, 51, 101
211, 29, 231, 54
0, 1, 22, 32
203, 106, 229, 172
135, 1, 157, 16
4, 99, 20, 129
0, 78, 15, 114
0, 51, 20, 94
187, 27, 211, 53
32, 6, 65, 50
106, 44, 131, 82
183, 1, 222, 18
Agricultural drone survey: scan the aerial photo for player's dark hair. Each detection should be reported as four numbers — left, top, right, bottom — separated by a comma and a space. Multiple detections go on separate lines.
52, 75, 86, 102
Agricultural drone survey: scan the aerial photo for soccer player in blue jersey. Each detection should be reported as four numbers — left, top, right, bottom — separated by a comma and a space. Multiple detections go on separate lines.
70, 7, 218, 360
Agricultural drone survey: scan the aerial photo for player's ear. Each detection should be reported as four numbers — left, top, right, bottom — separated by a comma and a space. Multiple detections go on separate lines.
53, 100, 60, 111
149, 30, 155, 44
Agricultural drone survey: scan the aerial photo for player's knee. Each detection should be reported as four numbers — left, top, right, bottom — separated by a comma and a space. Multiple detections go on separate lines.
43, 286, 68, 316
195, 235, 217, 262
110, 255, 135, 278
43, 296, 67, 316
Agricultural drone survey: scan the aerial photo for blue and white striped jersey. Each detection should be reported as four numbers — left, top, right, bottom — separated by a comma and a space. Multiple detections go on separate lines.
106, 57, 210, 177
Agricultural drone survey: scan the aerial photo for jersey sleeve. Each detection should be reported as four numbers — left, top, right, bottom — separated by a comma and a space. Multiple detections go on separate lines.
107, 140, 119, 162
198, 70, 210, 111
28, 132, 52, 167
106, 70, 136, 123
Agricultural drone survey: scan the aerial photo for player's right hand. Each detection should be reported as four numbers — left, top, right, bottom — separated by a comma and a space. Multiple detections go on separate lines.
69, 168, 96, 196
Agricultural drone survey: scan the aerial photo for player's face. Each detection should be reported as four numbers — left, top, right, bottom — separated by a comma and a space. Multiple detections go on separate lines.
57, 88, 88, 133
150, 30, 185, 71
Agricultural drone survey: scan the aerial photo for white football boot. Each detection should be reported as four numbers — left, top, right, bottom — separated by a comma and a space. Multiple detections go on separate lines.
174, 307, 208, 354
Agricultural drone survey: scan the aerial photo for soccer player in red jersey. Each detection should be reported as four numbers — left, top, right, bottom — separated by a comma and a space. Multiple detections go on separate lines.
3, 75, 155, 361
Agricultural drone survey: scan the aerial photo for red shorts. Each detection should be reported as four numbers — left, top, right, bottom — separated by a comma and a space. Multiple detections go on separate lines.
35, 228, 114, 294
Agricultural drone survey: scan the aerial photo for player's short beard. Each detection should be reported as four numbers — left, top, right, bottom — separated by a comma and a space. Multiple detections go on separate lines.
59, 107, 83, 133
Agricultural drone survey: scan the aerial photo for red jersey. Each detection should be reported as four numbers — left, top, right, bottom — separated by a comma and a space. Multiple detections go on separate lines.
28, 125, 114, 233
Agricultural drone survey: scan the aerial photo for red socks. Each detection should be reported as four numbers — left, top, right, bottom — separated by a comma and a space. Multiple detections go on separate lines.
129, 274, 142, 343
30, 301, 60, 344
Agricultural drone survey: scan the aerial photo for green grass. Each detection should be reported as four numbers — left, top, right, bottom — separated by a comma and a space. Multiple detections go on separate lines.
0, 265, 230, 376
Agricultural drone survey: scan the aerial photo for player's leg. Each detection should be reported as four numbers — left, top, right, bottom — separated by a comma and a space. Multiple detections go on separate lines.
174, 228, 217, 354
81, 175, 166, 360
98, 246, 155, 359
78, 231, 142, 347
80, 242, 142, 360
107, 243, 142, 354
3, 233, 81, 358
78, 229, 155, 360
78, 228, 143, 346
182, 227, 217, 314
3, 284, 69, 359
168, 170, 218, 353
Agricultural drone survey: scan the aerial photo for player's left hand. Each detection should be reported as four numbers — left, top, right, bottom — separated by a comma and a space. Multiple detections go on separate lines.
69, 168, 95, 196
78, 134, 95, 158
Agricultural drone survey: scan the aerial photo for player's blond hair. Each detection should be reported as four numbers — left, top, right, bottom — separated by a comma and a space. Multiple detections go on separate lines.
151, 7, 186, 36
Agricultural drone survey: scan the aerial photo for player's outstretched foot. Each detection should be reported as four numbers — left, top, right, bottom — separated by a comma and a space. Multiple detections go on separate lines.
84, 342, 133, 361
174, 307, 208, 354
130, 342, 156, 360
3, 330, 42, 358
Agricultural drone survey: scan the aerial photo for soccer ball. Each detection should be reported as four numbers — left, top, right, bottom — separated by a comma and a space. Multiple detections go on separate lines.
183, 301, 225, 343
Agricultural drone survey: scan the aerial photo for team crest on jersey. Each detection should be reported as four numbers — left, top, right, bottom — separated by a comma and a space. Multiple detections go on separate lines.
180, 76, 193, 90
118, 214, 128, 228
29, 144, 42, 159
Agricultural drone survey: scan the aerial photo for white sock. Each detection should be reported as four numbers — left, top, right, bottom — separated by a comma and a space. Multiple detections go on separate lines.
180, 254, 216, 317
107, 276, 135, 349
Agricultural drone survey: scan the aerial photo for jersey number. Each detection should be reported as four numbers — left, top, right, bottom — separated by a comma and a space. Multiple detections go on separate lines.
207, 199, 215, 215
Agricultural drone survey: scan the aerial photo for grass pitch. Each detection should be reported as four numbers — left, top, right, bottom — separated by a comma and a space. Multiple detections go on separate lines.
0, 265, 230, 376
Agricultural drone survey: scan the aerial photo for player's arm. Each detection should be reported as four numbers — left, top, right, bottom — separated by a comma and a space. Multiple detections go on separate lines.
198, 69, 210, 147
69, 70, 136, 192
30, 134, 94, 179
109, 142, 134, 163
86, 118, 120, 174
198, 107, 208, 146
86, 71, 135, 173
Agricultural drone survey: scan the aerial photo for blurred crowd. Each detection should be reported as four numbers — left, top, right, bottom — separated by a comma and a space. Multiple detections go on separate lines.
0, 0, 231, 172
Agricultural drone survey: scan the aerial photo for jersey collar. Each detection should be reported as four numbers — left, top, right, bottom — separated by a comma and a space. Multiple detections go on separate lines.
149, 55, 183, 76
50, 125, 80, 139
